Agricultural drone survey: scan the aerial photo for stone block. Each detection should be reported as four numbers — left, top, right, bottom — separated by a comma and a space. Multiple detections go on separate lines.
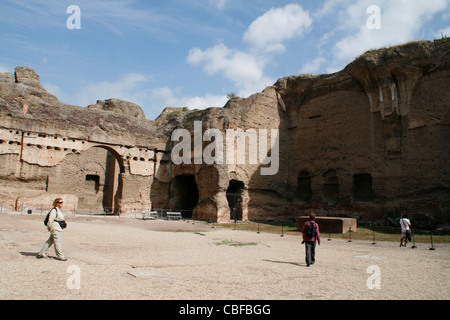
297, 216, 357, 234
14, 66, 40, 87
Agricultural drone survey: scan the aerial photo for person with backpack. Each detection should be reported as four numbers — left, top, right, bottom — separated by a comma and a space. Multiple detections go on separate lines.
301, 212, 321, 267
38, 198, 67, 261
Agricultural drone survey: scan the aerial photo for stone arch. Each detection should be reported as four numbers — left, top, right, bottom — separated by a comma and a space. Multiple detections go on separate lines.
77, 144, 125, 214
86, 144, 126, 173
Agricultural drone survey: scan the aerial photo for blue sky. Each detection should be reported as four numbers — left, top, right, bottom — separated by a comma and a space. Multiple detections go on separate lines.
1, 0, 449, 120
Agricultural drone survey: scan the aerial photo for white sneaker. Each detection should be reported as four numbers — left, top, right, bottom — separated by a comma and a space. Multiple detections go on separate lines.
37, 253, 49, 259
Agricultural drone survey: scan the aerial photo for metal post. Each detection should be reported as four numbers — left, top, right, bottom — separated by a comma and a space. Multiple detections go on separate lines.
192, 209, 197, 225
411, 229, 417, 249
430, 231, 436, 250
281, 225, 284, 237
257, 223, 260, 234
372, 228, 376, 245
348, 227, 352, 242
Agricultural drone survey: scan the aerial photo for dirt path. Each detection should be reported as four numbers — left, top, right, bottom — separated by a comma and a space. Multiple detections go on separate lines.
1, 213, 449, 300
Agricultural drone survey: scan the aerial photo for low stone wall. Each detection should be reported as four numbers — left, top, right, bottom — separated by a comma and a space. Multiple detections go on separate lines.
297, 216, 357, 234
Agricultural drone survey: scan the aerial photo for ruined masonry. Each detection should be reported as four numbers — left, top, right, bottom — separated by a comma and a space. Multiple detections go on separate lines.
0, 40, 449, 227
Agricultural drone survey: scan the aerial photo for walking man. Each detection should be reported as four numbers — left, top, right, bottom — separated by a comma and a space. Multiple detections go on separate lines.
399, 214, 412, 247
301, 212, 321, 267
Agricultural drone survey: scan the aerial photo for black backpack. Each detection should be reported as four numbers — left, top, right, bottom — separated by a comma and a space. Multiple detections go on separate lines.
306, 221, 316, 237
43, 208, 56, 226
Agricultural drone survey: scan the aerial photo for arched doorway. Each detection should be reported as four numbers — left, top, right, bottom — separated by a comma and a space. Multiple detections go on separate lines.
173, 175, 199, 218
77, 146, 124, 214
226, 180, 244, 221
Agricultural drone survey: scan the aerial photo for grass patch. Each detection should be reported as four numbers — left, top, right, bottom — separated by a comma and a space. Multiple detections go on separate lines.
219, 221, 298, 235
214, 240, 258, 247
211, 221, 450, 244
174, 219, 449, 244
326, 227, 450, 244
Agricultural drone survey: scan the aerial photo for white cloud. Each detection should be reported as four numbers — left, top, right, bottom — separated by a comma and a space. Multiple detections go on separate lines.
63, 73, 228, 119
243, 4, 313, 53
208, 0, 228, 10
42, 82, 62, 98
291, 0, 450, 76
151, 86, 180, 107
151, 86, 228, 110
184, 94, 228, 109
0, 64, 13, 73
327, 0, 450, 71
300, 57, 326, 74
186, 4, 313, 97
74, 73, 150, 107
187, 44, 262, 81
187, 43, 274, 96
314, 0, 351, 18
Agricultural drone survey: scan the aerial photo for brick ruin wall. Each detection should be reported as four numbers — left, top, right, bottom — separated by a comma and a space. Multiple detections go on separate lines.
0, 41, 449, 228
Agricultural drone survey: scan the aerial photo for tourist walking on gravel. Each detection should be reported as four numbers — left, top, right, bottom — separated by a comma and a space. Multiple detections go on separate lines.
38, 198, 67, 261
399, 214, 412, 247
301, 212, 321, 267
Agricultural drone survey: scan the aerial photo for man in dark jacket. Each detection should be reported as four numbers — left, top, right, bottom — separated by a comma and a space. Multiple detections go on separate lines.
301, 212, 321, 267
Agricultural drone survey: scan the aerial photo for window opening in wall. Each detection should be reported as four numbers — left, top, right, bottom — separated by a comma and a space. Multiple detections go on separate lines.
353, 174, 374, 201
296, 171, 312, 201
323, 170, 339, 204
85, 174, 100, 193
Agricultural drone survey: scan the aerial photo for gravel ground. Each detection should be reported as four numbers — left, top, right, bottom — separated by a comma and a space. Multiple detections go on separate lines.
0, 213, 449, 300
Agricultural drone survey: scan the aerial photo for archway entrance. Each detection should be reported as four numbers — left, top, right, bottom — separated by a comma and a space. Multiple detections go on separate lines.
226, 180, 244, 221
77, 146, 123, 214
173, 175, 199, 218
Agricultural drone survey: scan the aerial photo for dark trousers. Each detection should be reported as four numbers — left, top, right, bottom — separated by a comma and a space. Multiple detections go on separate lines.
305, 241, 316, 266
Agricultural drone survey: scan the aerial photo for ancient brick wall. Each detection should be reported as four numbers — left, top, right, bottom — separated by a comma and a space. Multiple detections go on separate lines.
0, 41, 448, 227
